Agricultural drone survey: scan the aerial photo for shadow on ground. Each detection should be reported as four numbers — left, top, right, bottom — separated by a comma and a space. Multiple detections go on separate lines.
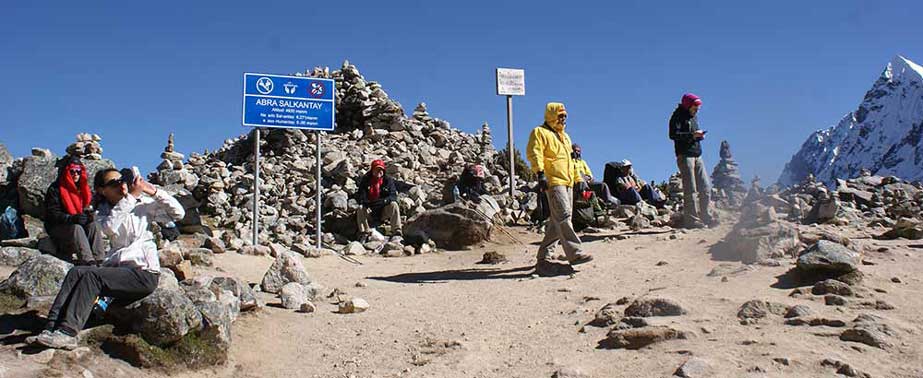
369, 265, 551, 284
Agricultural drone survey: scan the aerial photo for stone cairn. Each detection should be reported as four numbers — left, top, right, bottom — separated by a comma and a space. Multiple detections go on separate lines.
154, 61, 530, 251
711, 140, 747, 207
150, 133, 198, 191
65, 133, 103, 160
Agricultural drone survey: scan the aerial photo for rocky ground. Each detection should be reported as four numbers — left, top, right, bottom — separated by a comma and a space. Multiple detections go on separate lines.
2, 216, 922, 378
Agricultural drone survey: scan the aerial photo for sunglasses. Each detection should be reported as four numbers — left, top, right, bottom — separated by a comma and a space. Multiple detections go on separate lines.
69, 168, 83, 174
102, 178, 123, 188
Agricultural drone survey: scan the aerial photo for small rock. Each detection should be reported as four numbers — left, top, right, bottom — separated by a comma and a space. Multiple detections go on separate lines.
784, 305, 813, 318
675, 357, 712, 377
299, 301, 316, 313
891, 277, 902, 283
624, 297, 687, 317
338, 297, 370, 314
478, 251, 507, 264
588, 303, 621, 327
824, 295, 848, 306
551, 367, 588, 378
812, 279, 854, 296
601, 326, 687, 349
772, 357, 791, 366
737, 300, 789, 320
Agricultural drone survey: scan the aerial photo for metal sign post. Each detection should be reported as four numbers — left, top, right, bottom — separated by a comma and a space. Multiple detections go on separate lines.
315, 131, 322, 249
496, 68, 525, 197
253, 128, 260, 247
242, 73, 335, 248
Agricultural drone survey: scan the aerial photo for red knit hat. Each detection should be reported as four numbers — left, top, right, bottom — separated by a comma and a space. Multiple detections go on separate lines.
370, 159, 386, 171
681, 93, 703, 109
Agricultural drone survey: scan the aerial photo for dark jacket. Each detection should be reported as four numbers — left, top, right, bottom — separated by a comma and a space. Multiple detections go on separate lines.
357, 173, 397, 209
44, 158, 84, 230
669, 106, 702, 157
456, 171, 487, 203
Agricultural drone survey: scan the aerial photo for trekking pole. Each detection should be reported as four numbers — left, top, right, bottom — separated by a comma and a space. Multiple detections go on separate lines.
320, 241, 364, 265
467, 203, 524, 245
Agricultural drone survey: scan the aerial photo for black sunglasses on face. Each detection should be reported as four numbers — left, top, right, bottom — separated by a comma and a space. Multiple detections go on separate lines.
69, 169, 82, 174
102, 178, 123, 188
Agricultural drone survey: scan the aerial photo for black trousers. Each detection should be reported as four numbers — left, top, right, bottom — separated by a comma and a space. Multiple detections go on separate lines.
47, 223, 105, 264
46, 266, 159, 335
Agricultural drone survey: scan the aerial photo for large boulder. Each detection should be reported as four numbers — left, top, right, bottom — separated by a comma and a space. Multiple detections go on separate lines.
0, 246, 40, 267
404, 203, 491, 250
0, 254, 72, 298
876, 218, 923, 240
260, 251, 313, 294
796, 241, 860, 275
16, 156, 115, 219
110, 288, 203, 347
209, 276, 260, 312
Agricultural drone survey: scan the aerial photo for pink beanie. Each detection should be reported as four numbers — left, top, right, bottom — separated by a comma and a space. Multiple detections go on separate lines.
681, 93, 703, 109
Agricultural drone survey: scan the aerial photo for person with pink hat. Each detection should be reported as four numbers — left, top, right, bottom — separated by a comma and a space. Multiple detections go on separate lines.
669, 93, 715, 228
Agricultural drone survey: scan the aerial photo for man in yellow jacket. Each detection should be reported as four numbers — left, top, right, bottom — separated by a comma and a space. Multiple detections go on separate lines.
527, 102, 593, 275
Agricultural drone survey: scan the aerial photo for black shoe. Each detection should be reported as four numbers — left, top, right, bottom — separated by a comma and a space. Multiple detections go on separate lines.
535, 260, 574, 277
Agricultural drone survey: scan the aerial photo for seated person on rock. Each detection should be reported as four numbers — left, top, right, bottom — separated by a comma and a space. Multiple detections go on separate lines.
453, 164, 489, 204
571, 144, 620, 208
356, 160, 402, 243
44, 156, 104, 266
28, 168, 185, 350
614, 160, 665, 208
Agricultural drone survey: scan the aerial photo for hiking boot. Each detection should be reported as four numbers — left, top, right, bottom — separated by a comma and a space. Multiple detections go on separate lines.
34, 329, 78, 350
25, 330, 53, 345
535, 260, 574, 277
684, 219, 706, 229
569, 253, 594, 266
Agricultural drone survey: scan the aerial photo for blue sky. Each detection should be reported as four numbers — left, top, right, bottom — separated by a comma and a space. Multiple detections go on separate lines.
2, 1, 922, 184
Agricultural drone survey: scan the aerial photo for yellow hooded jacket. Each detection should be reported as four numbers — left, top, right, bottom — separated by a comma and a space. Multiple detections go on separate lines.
574, 159, 593, 180
526, 103, 583, 188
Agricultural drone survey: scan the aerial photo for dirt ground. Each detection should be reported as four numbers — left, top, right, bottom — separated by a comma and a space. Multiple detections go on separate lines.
2, 220, 923, 378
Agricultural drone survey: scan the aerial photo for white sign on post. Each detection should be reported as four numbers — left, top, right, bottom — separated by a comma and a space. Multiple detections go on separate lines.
496, 67, 525, 197
496, 68, 525, 96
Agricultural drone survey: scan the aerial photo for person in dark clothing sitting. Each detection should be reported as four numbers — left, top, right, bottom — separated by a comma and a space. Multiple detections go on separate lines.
28, 168, 185, 350
356, 160, 402, 242
453, 164, 489, 203
44, 156, 104, 266
614, 160, 666, 208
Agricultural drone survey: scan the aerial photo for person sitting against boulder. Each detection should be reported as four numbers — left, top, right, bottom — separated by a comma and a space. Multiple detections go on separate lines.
356, 160, 402, 243
43, 156, 104, 266
614, 160, 665, 208
453, 164, 489, 203
571, 144, 620, 208
28, 168, 185, 350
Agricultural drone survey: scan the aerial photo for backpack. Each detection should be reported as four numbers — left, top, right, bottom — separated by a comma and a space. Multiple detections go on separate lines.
572, 190, 608, 231
0, 206, 22, 240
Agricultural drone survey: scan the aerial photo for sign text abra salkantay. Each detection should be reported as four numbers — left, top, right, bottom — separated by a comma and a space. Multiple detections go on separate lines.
242, 73, 336, 131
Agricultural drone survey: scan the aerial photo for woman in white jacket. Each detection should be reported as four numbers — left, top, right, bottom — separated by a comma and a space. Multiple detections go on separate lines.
29, 168, 185, 350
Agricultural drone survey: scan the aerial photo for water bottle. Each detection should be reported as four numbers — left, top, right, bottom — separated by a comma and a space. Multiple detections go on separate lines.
453, 185, 461, 202
92, 296, 113, 318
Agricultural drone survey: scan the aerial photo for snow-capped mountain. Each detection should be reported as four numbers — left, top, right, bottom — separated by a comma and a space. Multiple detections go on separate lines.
778, 55, 923, 187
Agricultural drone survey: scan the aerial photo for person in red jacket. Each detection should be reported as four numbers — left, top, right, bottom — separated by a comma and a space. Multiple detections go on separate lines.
356, 160, 402, 242
43, 156, 104, 265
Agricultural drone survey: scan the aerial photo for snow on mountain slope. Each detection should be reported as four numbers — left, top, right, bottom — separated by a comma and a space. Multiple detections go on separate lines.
778, 55, 923, 186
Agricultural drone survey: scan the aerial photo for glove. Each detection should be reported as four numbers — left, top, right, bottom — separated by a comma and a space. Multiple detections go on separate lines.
576, 181, 588, 193
536, 171, 548, 192
70, 214, 90, 226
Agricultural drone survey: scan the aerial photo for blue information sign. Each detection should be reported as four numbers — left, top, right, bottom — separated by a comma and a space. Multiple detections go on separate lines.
242, 73, 336, 130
